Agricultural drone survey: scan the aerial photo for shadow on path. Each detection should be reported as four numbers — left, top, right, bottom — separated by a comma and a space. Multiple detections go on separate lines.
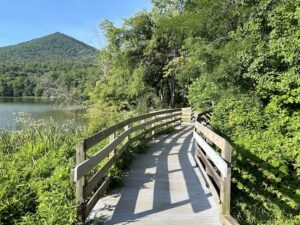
92, 125, 214, 224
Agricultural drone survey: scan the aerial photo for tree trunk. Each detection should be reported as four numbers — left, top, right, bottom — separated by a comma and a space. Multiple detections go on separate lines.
168, 76, 175, 108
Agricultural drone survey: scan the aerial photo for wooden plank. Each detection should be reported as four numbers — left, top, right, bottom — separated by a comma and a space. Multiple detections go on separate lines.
125, 112, 180, 144
196, 111, 210, 120
84, 108, 182, 150
145, 118, 177, 140
74, 131, 128, 181
75, 141, 86, 224
220, 137, 233, 216
84, 125, 123, 151
74, 113, 181, 181
193, 131, 228, 177
194, 151, 221, 204
114, 117, 181, 157
181, 107, 192, 122
84, 177, 111, 219
87, 131, 144, 196
85, 154, 117, 196
195, 145, 222, 188
222, 215, 239, 225
151, 115, 156, 138
146, 118, 181, 141
195, 122, 232, 152
182, 107, 192, 112
149, 117, 181, 133
200, 114, 210, 121
200, 115, 210, 125
109, 133, 115, 158
124, 124, 130, 142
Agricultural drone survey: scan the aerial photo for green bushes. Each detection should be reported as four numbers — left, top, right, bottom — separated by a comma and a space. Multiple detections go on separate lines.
0, 120, 81, 225
205, 93, 300, 224
189, 83, 300, 224
186, 0, 300, 224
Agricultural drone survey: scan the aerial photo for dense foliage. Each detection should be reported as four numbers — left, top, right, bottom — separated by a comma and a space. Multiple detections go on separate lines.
0, 33, 99, 100
185, 1, 300, 224
0, 120, 81, 224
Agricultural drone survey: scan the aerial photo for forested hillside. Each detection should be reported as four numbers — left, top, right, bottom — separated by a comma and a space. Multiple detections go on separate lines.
0, 32, 99, 99
0, 32, 96, 61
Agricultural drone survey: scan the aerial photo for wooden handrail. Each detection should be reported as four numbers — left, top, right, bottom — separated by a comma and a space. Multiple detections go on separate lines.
194, 115, 239, 225
74, 112, 181, 181
193, 131, 228, 177
73, 108, 182, 224
83, 108, 181, 151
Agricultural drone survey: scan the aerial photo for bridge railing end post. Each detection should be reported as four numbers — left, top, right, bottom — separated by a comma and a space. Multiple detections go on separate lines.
75, 141, 86, 224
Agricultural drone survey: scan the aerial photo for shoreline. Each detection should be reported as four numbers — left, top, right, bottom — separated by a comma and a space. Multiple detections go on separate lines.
0, 96, 49, 99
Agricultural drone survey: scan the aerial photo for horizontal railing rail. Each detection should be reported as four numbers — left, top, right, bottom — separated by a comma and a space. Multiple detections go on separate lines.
197, 110, 212, 127
194, 112, 239, 225
73, 108, 183, 224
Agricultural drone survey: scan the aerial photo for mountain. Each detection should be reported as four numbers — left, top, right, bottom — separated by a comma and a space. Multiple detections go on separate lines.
0, 32, 97, 62
0, 32, 100, 97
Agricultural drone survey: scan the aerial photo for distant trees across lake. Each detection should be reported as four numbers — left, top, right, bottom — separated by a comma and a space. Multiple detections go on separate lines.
0, 32, 99, 100
0, 60, 99, 99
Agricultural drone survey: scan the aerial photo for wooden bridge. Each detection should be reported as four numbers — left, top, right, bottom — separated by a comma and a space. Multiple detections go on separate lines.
73, 108, 239, 225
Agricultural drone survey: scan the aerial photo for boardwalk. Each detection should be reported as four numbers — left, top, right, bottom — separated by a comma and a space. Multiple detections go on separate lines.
87, 125, 221, 225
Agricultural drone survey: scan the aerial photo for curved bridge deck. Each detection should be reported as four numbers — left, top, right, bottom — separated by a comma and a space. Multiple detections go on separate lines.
88, 125, 221, 225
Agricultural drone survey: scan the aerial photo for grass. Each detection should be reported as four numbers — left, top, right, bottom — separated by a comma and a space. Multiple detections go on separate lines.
0, 119, 82, 225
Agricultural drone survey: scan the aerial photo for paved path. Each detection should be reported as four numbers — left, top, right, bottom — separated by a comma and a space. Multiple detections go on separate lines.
88, 125, 221, 225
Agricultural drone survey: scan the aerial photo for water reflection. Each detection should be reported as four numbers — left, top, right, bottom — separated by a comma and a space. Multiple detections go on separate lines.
0, 97, 86, 130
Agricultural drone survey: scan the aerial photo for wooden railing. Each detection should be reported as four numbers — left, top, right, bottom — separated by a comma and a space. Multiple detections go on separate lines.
194, 112, 239, 225
181, 107, 197, 122
73, 108, 183, 224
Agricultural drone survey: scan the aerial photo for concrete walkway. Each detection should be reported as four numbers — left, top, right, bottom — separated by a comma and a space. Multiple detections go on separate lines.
88, 125, 221, 225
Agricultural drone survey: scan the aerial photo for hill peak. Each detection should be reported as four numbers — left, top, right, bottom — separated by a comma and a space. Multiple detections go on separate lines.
0, 32, 97, 62
44, 32, 78, 40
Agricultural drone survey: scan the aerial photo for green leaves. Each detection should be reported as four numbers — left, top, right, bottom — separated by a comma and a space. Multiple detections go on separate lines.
186, 0, 300, 224
0, 121, 81, 225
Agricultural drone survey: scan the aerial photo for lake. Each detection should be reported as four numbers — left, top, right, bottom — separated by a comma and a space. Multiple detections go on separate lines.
0, 97, 86, 130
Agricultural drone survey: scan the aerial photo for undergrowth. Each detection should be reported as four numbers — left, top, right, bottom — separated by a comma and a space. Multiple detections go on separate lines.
209, 97, 300, 225
0, 119, 82, 225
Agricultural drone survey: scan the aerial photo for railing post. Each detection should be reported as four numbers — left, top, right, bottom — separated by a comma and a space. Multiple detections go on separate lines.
151, 115, 156, 139
182, 107, 192, 123
220, 144, 232, 217
124, 124, 130, 141
76, 140, 86, 224
172, 111, 176, 127
191, 108, 195, 123
180, 109, 182, 125
109, 133, 115, 158
164, 113, 168, 129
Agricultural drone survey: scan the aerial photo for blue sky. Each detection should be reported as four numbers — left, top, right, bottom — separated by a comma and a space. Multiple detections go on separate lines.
0, 0, 152, 48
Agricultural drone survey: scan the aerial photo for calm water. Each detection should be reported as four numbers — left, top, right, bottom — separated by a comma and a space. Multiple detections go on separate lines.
0, 97, 86, 130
